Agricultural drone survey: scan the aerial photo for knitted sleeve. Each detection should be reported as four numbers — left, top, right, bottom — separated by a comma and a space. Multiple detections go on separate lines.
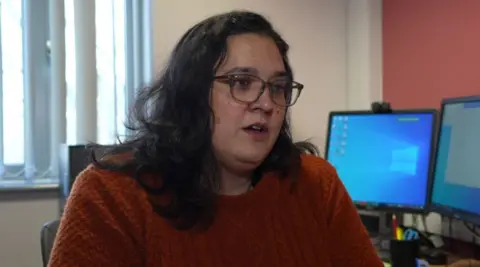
322, 164, 384, 267
48, 168, 148, 267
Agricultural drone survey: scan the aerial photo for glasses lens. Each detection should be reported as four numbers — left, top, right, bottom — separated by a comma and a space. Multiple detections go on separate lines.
271, 81, 301, 107
229, 75, 264, 102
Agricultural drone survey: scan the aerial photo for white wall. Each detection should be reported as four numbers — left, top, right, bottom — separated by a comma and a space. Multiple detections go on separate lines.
346, 0, 383, 109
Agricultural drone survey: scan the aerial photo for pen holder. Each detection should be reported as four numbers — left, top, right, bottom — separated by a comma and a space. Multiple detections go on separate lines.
390, 239, 420, 267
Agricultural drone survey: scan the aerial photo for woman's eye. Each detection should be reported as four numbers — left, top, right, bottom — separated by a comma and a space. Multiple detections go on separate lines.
271, 84, 284, 91
232, 78, 253, 88
271, 83, 289, 92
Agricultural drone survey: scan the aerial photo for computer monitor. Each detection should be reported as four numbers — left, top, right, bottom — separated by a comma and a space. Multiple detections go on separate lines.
325, 110, 437, 213
430, 96, 480, 225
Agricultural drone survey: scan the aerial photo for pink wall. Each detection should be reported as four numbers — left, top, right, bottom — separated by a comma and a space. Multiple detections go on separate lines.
383, 0, 480, 108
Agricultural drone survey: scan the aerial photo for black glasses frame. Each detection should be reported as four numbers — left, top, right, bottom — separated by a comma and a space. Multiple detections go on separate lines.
214, 74, 304, 107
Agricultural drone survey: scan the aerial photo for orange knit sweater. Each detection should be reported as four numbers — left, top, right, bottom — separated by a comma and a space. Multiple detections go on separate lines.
49, 155, 383, 267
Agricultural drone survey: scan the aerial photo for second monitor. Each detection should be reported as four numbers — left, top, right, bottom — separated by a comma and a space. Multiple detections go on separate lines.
325, 110, 437, 213
431, 96, 480, 225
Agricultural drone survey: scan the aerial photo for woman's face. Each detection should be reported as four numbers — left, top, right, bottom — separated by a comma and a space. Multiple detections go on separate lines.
211, 33, 287, 175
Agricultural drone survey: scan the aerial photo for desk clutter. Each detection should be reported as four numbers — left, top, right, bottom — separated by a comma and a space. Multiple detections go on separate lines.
325, 96, 480, 266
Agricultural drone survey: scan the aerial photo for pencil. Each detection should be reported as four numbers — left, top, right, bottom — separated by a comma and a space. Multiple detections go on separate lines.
392, 214, 398, 239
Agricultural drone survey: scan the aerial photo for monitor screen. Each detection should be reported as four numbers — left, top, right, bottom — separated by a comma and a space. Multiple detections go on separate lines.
325, 111, 436, 211
431, 98, 480, 223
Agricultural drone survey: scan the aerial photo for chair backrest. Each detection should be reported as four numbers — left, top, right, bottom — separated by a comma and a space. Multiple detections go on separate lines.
41, 219, 60, 267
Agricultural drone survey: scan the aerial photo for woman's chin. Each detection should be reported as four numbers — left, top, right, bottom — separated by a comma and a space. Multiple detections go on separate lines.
235, 151, 269, 167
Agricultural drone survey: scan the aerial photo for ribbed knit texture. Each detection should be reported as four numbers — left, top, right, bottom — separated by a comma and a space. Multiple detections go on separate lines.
49, 155, 384, 267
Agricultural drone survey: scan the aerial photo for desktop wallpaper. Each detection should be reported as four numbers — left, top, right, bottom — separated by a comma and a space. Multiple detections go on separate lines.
326, 113, 435, 208
432, 102, 480, 216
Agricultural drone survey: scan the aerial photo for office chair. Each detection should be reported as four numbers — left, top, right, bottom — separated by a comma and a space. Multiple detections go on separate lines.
41, 219, 60, 267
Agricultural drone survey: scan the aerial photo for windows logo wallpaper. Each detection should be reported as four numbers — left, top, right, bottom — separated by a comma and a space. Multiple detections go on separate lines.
326, 113, 434, 208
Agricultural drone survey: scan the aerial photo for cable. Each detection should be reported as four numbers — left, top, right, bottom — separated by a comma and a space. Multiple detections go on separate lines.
448, 217, 453, 237
412, 214, 418, 228
441, 220, 478, 267
463, 222, 480, 238
447, 217, 454, 252
474, 225, 478, 245
421, 214, 429, 233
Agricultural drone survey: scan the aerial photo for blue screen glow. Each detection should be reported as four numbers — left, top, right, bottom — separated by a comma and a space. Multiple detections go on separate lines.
326, 113, 435, 209
432, 101, 480, 217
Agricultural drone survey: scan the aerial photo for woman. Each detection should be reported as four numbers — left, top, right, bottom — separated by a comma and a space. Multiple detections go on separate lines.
49, 10, 384, 267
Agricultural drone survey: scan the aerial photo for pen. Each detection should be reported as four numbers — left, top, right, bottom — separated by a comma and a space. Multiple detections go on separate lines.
392, 214, 398, 239
396, 228, 404, 240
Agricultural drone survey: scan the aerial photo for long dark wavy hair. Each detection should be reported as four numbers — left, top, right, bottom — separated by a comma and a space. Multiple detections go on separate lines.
92, 10, 318, 230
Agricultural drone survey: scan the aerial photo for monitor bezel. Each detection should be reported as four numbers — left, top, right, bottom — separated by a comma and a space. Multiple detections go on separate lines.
430, 95, 480, 225
324, 109, 438, 214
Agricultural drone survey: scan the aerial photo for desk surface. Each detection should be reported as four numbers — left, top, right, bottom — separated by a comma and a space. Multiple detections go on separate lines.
383, 263, 444, 267
384, 259, 480, 267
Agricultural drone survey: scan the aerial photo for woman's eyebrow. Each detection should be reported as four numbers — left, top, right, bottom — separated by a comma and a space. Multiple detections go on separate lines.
222, 66, 258, 75
222, 67, 288, 78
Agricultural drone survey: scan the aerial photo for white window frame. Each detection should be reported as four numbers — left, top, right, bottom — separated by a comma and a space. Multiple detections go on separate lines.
0, 0, 52, 187
0, 0, 152, 190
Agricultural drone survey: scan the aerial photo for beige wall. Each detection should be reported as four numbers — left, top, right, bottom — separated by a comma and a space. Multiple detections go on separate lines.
0, 191, 59, 267
0, 1, 384, 267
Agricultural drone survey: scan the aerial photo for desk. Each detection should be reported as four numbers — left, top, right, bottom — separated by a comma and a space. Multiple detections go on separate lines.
383, 263, 444, 267
384, 259, 480, 267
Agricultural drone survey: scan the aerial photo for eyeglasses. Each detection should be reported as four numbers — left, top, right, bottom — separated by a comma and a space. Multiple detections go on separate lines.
214, 74, 304, 107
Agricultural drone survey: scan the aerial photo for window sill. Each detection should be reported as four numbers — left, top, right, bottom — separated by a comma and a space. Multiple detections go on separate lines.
0, 181, 59, 193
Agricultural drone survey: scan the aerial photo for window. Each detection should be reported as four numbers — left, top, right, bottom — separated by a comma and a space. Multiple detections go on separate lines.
0, 0, 51, 185
65, 0, 76, 146
65, 0, 128, 145
1, 0, 24, 167
0, 0, 151, 188
95, 0, 127, 144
